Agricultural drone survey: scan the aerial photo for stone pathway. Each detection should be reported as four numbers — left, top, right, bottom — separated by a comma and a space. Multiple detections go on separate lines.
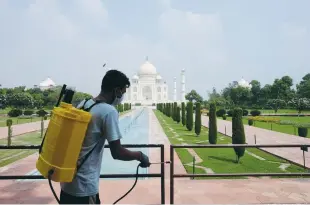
202, 115, 310, 168
0, 120, 49, 140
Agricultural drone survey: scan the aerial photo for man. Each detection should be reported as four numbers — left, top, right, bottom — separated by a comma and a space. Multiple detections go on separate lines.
59, 70, 150, 204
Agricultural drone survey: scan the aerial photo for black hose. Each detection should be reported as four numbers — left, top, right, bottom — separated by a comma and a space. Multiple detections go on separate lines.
48, 169, 60, 204
112, 163, 141, 204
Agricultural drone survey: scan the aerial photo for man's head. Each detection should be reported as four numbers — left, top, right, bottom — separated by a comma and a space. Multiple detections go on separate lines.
100, 70, 130, 105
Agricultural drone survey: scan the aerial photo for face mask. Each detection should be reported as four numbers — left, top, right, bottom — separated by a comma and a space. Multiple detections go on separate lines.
112, 90, 124, 106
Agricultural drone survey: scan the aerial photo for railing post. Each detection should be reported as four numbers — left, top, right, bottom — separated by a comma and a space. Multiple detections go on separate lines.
170, 145, 174, 205
160, 144, 165, 204
303, 149, 306, 170
225, 125, 226, 135
254, 134, 257, 144
192, 156, 196, 179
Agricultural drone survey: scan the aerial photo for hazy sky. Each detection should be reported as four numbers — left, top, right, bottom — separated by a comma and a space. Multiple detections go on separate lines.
0, 0, 309, 99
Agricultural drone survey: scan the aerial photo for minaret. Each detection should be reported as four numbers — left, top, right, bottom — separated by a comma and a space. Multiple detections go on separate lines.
173, 77, 177, 101
181, 69, 185, 102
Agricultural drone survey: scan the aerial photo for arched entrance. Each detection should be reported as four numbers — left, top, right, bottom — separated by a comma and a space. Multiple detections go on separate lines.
142, 86, 152, 101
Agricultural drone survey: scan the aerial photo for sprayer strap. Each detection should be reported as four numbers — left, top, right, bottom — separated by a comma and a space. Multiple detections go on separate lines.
76, 142, 100, 172
76, 99, 103, 172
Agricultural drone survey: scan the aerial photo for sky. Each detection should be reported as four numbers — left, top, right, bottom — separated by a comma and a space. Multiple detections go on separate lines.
0, 0, 309, 99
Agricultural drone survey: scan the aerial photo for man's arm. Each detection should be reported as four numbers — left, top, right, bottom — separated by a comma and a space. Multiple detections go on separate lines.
103, 109, 142, 161
109, 139, 142, 161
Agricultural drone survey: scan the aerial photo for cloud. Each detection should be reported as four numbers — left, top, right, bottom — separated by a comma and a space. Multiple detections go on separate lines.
0, 0, 227, 99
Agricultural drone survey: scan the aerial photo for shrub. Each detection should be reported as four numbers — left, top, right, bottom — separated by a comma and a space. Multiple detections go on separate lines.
208, 103, 217, 144
216, 109, 226, 117
248, 119, 253, 126
250, 110, 261, 116
243, 109, 249, 116
279, 120, 296, 125
181, 102, 186, 126
195, 103, 201, 136
186, 102, 193, 131
37, 109, 48, 117
24, 110, 34, 116
227, 110, 233, 117
298, 127, 308, 137
6, 119, 13, 126
176, 107, 181, 123
222, 115, 227, 120
8, 109, 22, 117
232, 108, 246, 163
248, 116, 280, 123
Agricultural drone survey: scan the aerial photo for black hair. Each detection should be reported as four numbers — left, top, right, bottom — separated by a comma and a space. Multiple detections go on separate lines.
101, 69, 130, 92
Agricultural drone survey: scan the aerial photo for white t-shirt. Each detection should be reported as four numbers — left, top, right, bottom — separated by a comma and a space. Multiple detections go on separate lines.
60, 99, 122, 197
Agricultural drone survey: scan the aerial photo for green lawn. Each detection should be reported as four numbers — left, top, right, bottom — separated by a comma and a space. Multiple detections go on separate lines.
0, 130, 43, 167
222, 116, 310, 137
154, 110, 306, 179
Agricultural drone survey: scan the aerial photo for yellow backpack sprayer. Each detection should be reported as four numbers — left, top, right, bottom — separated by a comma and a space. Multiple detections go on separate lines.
35, 84, 170, 204
36, 84, 103, 203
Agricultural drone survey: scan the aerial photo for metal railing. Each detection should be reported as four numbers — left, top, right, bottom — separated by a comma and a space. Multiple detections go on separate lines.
0, 144, 165, 204
170, 144, 310, 204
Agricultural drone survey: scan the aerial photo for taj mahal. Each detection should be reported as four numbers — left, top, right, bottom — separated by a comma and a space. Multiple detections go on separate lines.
123, 57, 186, 106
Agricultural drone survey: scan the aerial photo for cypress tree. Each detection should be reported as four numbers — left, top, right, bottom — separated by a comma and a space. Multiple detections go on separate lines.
163, 103, 166, 114
208, 103, 217, 144
176, 106, 181, 123
173, 102, 177, 121
232, 108, 246, 163
195, 102, 201, 136
167, 103, 170, 117
186, 102, 193, 131
181, 102, 186, 126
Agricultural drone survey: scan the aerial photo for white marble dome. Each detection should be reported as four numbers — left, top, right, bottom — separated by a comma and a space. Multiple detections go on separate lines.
132, 75, 139, 80
156, 75, 162, 80
238, 78, 252, 88
139, 60, 157, 75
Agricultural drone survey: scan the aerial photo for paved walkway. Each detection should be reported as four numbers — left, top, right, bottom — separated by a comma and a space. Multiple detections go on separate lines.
0, 120, 49, 140
2, 109, 310, 204
202, 116, 310, 168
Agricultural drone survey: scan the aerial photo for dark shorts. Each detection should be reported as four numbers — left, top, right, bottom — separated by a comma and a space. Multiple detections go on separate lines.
60, 190, 101, 204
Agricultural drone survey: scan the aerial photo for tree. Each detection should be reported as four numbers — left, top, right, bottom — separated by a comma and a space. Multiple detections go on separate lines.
288, 98, 310, 115
208, 103, 217, 144
195, 102, 201, 136
250, 80, 261, 105
270, 76, 295, 102
259, 84, 272, 107
173, 102, 178, 121
185, 90, 203, 103
176, 107, 181, 123
181, 102, 186, 126
7, 93, 34, 109
232, 108, 246, 163
266, 99, 286, 113
296, 73, 310, 98
72, 92, 93, 107
230, 86, 252, 107
186, 102, 193, 131
0, 94, 6, 109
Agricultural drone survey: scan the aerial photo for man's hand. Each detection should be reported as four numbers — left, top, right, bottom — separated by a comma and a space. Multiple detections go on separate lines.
139, 151, 150, 168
